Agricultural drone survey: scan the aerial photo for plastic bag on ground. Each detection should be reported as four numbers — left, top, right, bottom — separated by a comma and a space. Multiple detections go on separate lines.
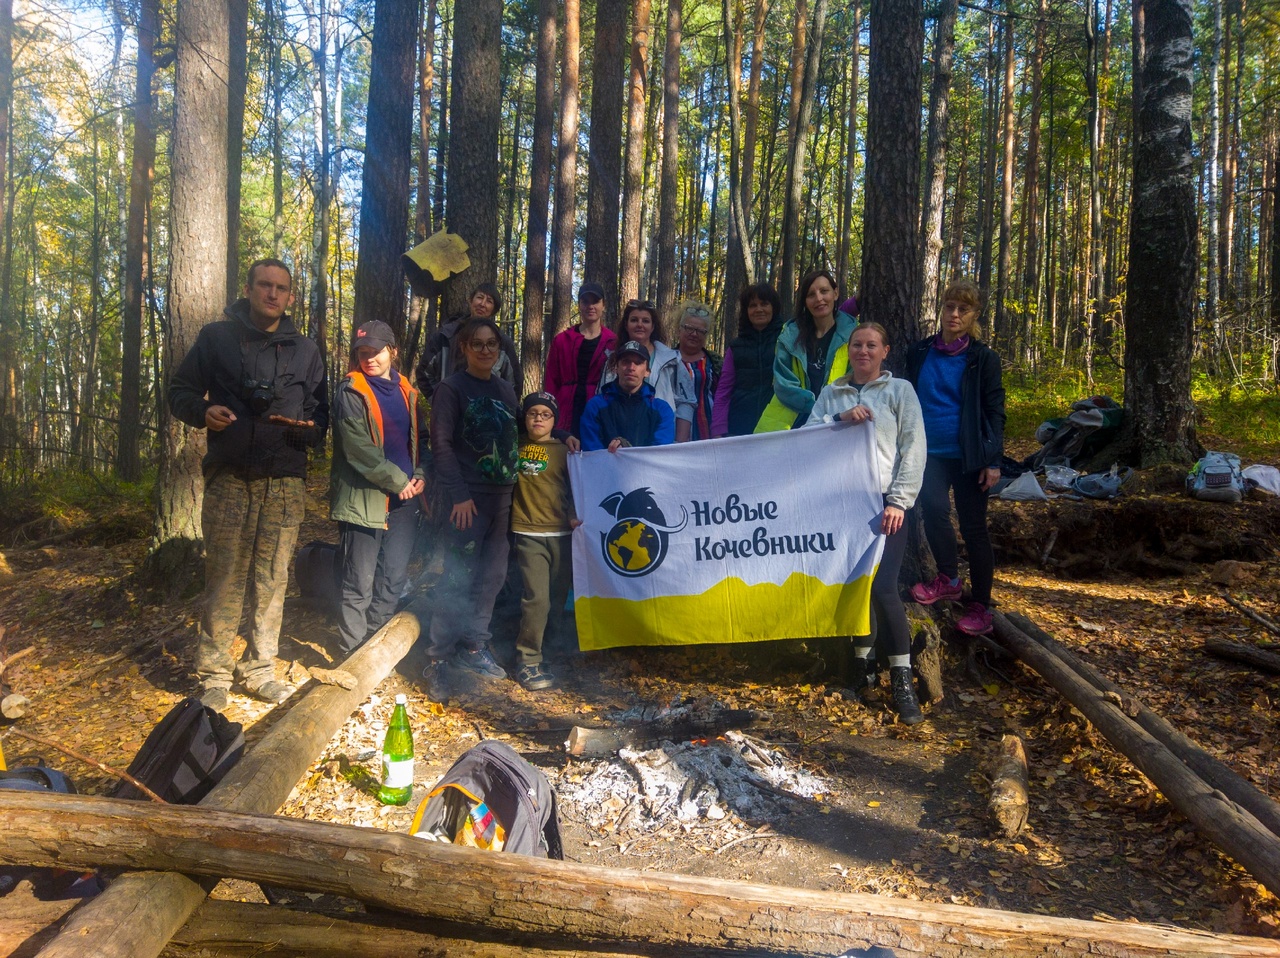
999, 471, 1048, 501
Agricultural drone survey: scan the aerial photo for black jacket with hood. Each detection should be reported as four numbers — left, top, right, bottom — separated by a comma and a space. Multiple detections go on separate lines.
905, 335, 1005, 474
169, 299, 329, 479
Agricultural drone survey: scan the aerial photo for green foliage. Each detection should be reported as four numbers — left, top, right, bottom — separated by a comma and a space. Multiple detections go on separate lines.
1191, 376, 1280, 461
1003, 365, 1123, 442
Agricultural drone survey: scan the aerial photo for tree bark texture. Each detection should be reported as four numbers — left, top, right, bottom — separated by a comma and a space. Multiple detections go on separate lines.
655, 0, 681, 310
987, 734, 1029, 838
1020, 0, 1047, 304
1204, 636, 1280, 676
155, 0, 229, 551
521, 0, 556, 392
1121, 0, 1199, 466
835, 0, 860, 291
225, 0, 248, 303
550, 0, 581, 339
721, 0, 754, 326
444, 0, 501, 319
585, 0, 627, 316
32, 610, 423, 958
618, 0, 651, 303
5, 794, 1277, 958
989, 612, 1280, 899
415, 0, 437, 243
352, 0, 418, 342
117, 0, 156, 482
859, 0, 923, 359
918, 0, 957, 330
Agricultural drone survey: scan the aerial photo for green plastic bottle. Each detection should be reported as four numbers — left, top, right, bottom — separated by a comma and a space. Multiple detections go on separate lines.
377, 693, 414, 806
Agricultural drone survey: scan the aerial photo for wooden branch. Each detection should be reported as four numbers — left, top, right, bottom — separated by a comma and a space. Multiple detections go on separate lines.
1204, 636, 1280, 675
1, 791, 1276, 958
34, 607, 423, 958
1221, 592, 1280, 639
169, 898, 658, 958
991, 612, 1280, 897
1006, 611, 1280, 840
565, 708, 765, 758
988, 734, 1028, 838
0, 644, 34, 678
1, 726, 166, 803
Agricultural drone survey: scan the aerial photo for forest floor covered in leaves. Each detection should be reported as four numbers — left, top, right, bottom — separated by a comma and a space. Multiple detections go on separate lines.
1, 453, 1279, 951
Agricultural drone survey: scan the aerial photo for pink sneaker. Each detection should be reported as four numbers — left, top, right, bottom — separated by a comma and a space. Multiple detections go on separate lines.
910, 574, 964, 605
956, 602, 993, 636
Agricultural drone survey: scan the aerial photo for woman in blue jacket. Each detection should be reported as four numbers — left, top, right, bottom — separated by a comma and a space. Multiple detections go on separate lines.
905, 278, 1005, 637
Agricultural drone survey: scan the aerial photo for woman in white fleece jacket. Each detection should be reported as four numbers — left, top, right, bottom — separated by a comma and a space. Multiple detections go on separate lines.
807, 322, 927, 724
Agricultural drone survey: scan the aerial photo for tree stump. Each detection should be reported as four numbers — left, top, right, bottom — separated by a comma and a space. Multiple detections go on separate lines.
988, 734, 1029, 838
909, 604, 944, 703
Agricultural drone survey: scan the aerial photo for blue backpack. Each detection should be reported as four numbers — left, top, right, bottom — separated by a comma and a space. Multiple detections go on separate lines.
1187, 452, 1245, 504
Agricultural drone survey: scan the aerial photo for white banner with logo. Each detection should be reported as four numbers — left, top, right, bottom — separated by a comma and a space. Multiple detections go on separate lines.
568, 421, 886, 650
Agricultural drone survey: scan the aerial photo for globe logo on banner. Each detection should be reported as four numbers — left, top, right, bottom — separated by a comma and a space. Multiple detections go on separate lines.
598, 487, 688, 578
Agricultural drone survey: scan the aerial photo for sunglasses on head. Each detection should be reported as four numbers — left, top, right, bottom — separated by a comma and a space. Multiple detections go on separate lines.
626, 299, 656, 311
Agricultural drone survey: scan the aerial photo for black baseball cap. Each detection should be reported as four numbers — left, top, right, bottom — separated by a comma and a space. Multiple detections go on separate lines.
351, 320, 395, 353
614, 340, 650, 364
577, 281, 605, 303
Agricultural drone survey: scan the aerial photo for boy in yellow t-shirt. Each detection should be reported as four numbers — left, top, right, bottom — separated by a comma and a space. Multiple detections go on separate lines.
511, 392, 576, 691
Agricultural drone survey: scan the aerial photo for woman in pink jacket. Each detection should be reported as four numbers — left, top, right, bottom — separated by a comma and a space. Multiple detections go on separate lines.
543, 281, 618, 437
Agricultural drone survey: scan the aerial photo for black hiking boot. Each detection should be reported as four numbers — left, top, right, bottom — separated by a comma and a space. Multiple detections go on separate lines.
841, 654, 876, 704
889, 666, 924, 725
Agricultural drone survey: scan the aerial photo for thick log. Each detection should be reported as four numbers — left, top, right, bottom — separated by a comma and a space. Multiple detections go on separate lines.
34, 608, 423, 958
165, 898, 658, 958
1205, 635, 1280, 675
991, 612, 1280, 898
2, 792, 1278, 958
1007, 611, 1280, 839
987, 734, 1028, 838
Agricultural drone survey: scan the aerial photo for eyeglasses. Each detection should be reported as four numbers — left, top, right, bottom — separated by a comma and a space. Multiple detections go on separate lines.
680, 324, 709, 336
526, 410, 555, 421
469, 340, 500, 352
626, 299, 656, 311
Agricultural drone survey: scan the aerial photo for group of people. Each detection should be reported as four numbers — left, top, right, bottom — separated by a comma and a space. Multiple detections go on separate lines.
170, 257, 1004, 725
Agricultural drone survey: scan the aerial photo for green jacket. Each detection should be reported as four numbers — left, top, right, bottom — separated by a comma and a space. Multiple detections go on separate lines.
329, 371, 424, 528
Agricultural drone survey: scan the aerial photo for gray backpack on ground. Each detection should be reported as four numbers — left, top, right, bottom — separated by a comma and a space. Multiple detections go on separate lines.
1187, 452, 1245, 503
409, 740, 563, 858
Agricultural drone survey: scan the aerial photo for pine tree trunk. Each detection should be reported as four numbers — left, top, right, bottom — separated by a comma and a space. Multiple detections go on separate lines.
305, 0, 332, 363
155, 0, 229, 560
1121, 0, 1199, 467
1021, 0, 1047, 309
445, 0, 501, 319
521, 0, 556, 393
655, 0, 681, 309
585, 0, 627, 314
860, 0, 923, 357
416, 0, 437, 242
835, 0, 860, 291
0, 0, 10, 448
742, 0, 766, 237
117, 0, 156, 482
225, 0, 248, 301
976, 15, 996, 298
777, 0, 828, 316
993, 0, 1016, 345
268, 0, 285, 248
918, 0, 957, 330
352, 0, 417, 344
550, 0, 580, 339
722, 0, 754, 326
618, 0, 650, 303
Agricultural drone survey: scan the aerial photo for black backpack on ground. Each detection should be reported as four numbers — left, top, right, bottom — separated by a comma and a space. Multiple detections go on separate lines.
113, 697, 244, 804
295, 540, 342, 617
409, 740, 563, 859
0, 762, 105, 899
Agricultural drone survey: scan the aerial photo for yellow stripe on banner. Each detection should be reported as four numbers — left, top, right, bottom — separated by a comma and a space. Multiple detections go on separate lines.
574, 570, 877, 651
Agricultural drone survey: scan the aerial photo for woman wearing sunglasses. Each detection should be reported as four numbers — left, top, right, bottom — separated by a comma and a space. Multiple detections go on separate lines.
756, 269, 856, 432
672, 301, 720, 441
600, 298, 695, 427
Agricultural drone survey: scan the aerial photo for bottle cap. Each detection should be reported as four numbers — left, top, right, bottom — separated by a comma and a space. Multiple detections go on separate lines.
395, 693, 407, 705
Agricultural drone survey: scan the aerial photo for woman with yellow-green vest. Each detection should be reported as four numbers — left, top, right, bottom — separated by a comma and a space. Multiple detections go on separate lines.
755, 269, 857, 432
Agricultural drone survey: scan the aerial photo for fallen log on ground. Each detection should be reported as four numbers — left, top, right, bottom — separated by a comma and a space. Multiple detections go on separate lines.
166, 898, 658, 958
1221, 591, 1280, 639
987, 734, 1028, 838
33, 607, 423, 958
1007, 611, 1280, 839
991, 611, 1280, 899
1205, 635, 1280, 675
2, 792, 1277, 958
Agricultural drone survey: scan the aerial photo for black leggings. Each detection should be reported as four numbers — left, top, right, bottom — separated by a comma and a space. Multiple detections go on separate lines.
917, 455, 994, 606
868, 507, 911, 658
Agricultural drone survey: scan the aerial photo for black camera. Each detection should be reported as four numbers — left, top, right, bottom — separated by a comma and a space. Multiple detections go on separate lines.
242, 378, 277, 415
